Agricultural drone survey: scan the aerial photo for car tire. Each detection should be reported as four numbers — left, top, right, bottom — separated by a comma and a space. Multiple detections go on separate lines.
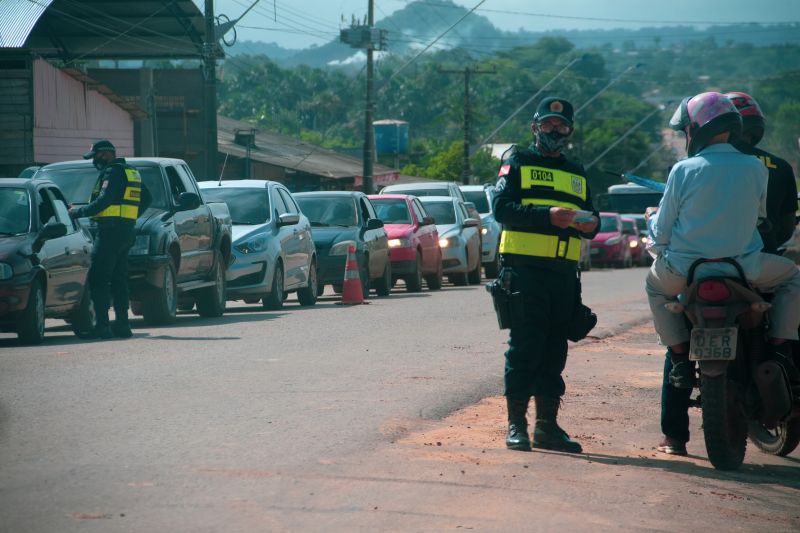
262, 262, 284, 310
450, 272, 469, 286
484, 251, 500, 279
18, 278, 45, 345
406, 252, 423, 293
375, 259, 392, 297
425, 254, 443, 291
130, 300, 143, 316
197, 251, 227, 317
468, 250, 482, 285
70, 285, 96, 339
142, 259, 178, 325
297, 259, 318, 306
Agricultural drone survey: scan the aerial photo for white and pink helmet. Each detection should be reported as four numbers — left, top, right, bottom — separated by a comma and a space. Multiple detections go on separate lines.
669, 92, 742, 156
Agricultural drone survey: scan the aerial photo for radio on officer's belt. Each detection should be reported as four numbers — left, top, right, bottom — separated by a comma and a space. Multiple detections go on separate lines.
486, 270, 523, 330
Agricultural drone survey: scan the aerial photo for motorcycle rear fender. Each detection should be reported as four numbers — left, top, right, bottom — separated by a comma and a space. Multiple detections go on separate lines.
698, 360, 728, 378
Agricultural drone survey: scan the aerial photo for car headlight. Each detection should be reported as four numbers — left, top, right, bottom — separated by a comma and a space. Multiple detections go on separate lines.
129, 235, 151, 256
0, 262, 13, 280
605, 236, 622, 246
439, 237, 456, 248
388, 238, 411, 248
629, 239, 639, 248
235, 235, 268, 255
481, 227, 488, 235
330, 240, 357, 255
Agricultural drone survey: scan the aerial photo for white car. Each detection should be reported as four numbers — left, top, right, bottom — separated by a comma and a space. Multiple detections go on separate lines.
198, 180, 318, 310
380, 181, 466, 202
419, 196, 481, 286
460, 184, 501, 278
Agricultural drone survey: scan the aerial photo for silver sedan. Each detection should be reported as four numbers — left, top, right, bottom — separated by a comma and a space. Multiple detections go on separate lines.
419, 196, 481, 286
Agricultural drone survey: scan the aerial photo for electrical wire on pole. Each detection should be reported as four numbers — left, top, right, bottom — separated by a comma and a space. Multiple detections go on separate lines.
585, 104, 667, 170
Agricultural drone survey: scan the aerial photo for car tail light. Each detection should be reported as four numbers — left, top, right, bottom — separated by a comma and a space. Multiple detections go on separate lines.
697, 280, 730, 302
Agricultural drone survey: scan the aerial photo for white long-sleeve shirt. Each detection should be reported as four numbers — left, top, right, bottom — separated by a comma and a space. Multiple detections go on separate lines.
648, 143, 768, 279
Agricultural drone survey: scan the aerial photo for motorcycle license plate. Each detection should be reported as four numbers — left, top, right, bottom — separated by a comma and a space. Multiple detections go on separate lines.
689, 327, 738, 361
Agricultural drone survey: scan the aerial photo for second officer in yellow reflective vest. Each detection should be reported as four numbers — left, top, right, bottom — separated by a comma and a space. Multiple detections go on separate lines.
493, 97, 599, 452
69, 140, 150, 339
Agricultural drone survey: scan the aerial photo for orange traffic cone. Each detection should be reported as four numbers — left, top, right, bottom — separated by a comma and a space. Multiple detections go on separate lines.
339, 244, 367, 305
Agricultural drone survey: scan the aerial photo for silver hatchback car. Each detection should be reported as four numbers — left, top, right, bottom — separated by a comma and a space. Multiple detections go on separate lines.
460, 184, 501, 278
198, 180, 318, 310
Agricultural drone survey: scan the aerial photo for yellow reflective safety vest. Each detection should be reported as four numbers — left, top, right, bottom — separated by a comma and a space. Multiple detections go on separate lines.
498, 152, 593, 264
90, 164, 142, 221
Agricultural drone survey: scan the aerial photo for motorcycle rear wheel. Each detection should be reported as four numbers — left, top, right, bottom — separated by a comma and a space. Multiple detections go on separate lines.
748, 418, 800, 456
700, 375, 748, 470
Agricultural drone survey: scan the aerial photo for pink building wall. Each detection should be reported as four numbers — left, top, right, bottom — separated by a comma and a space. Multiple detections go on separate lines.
32, 59, 133, 163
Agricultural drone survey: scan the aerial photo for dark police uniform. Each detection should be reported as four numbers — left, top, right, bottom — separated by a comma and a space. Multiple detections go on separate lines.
494, 145, 599, 401
73, 154, 147, 336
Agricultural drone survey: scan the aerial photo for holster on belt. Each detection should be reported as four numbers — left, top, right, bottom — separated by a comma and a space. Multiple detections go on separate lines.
567, 271, 597, 342
485, 268, 524, 330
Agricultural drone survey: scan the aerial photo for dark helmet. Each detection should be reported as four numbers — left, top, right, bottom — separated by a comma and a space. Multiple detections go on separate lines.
724, 91, 765, 146
669, 92, 742, 156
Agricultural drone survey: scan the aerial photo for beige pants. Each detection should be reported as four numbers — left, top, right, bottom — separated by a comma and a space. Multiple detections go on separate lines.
646, 254, 800, 347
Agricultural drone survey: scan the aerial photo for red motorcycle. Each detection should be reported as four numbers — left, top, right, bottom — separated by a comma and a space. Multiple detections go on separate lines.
668, 258, 800, 470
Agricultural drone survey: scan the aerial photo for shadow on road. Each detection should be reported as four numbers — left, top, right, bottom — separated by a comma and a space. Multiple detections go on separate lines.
537, 448, 800, 490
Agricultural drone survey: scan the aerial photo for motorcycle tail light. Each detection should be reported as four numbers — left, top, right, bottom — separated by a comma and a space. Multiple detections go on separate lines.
697, 280, 730, 302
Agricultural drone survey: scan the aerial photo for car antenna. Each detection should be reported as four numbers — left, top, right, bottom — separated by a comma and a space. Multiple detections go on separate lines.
218, 152, 229, 186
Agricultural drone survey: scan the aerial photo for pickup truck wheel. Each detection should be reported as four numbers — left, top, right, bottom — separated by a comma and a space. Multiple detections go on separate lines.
18, 279, 45, 345
142, 260, 177, 325
197, 252, 226, 317
297, 260, 318, 306
70, 286, 96, 339
262, 263, 284, 310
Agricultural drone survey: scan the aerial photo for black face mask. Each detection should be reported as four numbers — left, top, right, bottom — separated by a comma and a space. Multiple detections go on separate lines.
536, 131, 570, 153
93, 157, 108, 170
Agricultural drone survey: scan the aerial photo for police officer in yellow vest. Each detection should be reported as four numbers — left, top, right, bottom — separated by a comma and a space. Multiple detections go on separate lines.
69, 140, 149, 339
493, 97, 599, 452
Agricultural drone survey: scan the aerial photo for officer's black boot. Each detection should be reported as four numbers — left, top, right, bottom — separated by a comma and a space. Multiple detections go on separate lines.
111, 306, 133, 339
532, 396, 583, 453
505, 397, 531, 451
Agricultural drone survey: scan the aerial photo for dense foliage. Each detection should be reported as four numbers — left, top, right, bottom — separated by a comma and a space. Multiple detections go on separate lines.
219, 35, 800, 195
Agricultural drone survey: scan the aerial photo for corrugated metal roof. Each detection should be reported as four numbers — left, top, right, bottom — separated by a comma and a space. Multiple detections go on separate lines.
0, 0, 53, 48
217, 115, 398, 181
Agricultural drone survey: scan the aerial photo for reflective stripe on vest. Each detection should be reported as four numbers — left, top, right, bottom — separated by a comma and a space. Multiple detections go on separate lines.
499, 165, 587, 262
94, 168, 142, 220
499, 232, 582, 262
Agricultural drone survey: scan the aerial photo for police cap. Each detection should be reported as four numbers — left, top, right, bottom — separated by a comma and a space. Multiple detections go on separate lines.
533, 97, 574, 126
83, 139, 116, 159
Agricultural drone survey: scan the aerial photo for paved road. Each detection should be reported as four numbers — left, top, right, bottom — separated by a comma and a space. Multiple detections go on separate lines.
1, 266, 796, 531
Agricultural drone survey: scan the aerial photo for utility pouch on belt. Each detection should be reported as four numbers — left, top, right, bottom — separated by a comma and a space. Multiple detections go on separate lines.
486, 268, 524, 330
567, 272, 597, 342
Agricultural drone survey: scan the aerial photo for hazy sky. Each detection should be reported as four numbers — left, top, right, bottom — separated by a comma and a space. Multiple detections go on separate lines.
203, 0, 800, 49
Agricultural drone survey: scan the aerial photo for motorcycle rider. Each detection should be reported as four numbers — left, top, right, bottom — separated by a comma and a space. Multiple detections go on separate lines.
724, 91, 798, 255
645, 92, 800, 456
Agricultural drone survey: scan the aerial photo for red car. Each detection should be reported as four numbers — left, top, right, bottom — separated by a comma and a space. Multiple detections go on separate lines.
368, 194, 443, 291
590, 212, 633, 268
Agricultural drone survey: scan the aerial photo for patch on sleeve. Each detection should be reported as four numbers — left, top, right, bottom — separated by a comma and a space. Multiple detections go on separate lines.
498, 164, 511, 177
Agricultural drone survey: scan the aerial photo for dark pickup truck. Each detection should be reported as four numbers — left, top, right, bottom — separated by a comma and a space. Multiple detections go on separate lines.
33, 158, 232, 325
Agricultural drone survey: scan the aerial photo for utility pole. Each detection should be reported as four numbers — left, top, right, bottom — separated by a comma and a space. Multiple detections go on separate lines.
440, 66, 495, 184
340, 1, 388, 193
203, 0, 218, 181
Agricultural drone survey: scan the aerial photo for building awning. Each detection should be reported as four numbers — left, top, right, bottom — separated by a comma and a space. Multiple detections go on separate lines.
217, 115, 399, 184
0, 0, 218, 60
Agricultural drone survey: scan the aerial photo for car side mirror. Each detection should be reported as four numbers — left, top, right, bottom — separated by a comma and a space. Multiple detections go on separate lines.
277, 213, 300, 226
177, 192, 201, 211
463, 217, 479, 228
366, 218, 384, 230
33, 222, 67, 253
421, 215, 435, 226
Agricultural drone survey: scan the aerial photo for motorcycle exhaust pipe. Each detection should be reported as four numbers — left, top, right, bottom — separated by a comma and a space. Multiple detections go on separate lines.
754, 360, 793, 428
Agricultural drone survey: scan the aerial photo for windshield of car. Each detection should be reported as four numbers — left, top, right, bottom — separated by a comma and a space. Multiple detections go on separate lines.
0, 188, 31, 234
388, 187, 450, 197
295, 196, 357, 227
622, 220, 636, 233
201, 188, 269, 225
371, 199, 411, 224
461, 190, 490, 213
634, 218, 647, 233
36, 165, 169, 210
600, 216, 619, 233
422, 201, 456, 225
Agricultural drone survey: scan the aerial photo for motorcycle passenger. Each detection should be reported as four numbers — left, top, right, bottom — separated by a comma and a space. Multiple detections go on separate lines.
645, 92, 800, 456
725, 91, 798, 255
493, 96, 600, 453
